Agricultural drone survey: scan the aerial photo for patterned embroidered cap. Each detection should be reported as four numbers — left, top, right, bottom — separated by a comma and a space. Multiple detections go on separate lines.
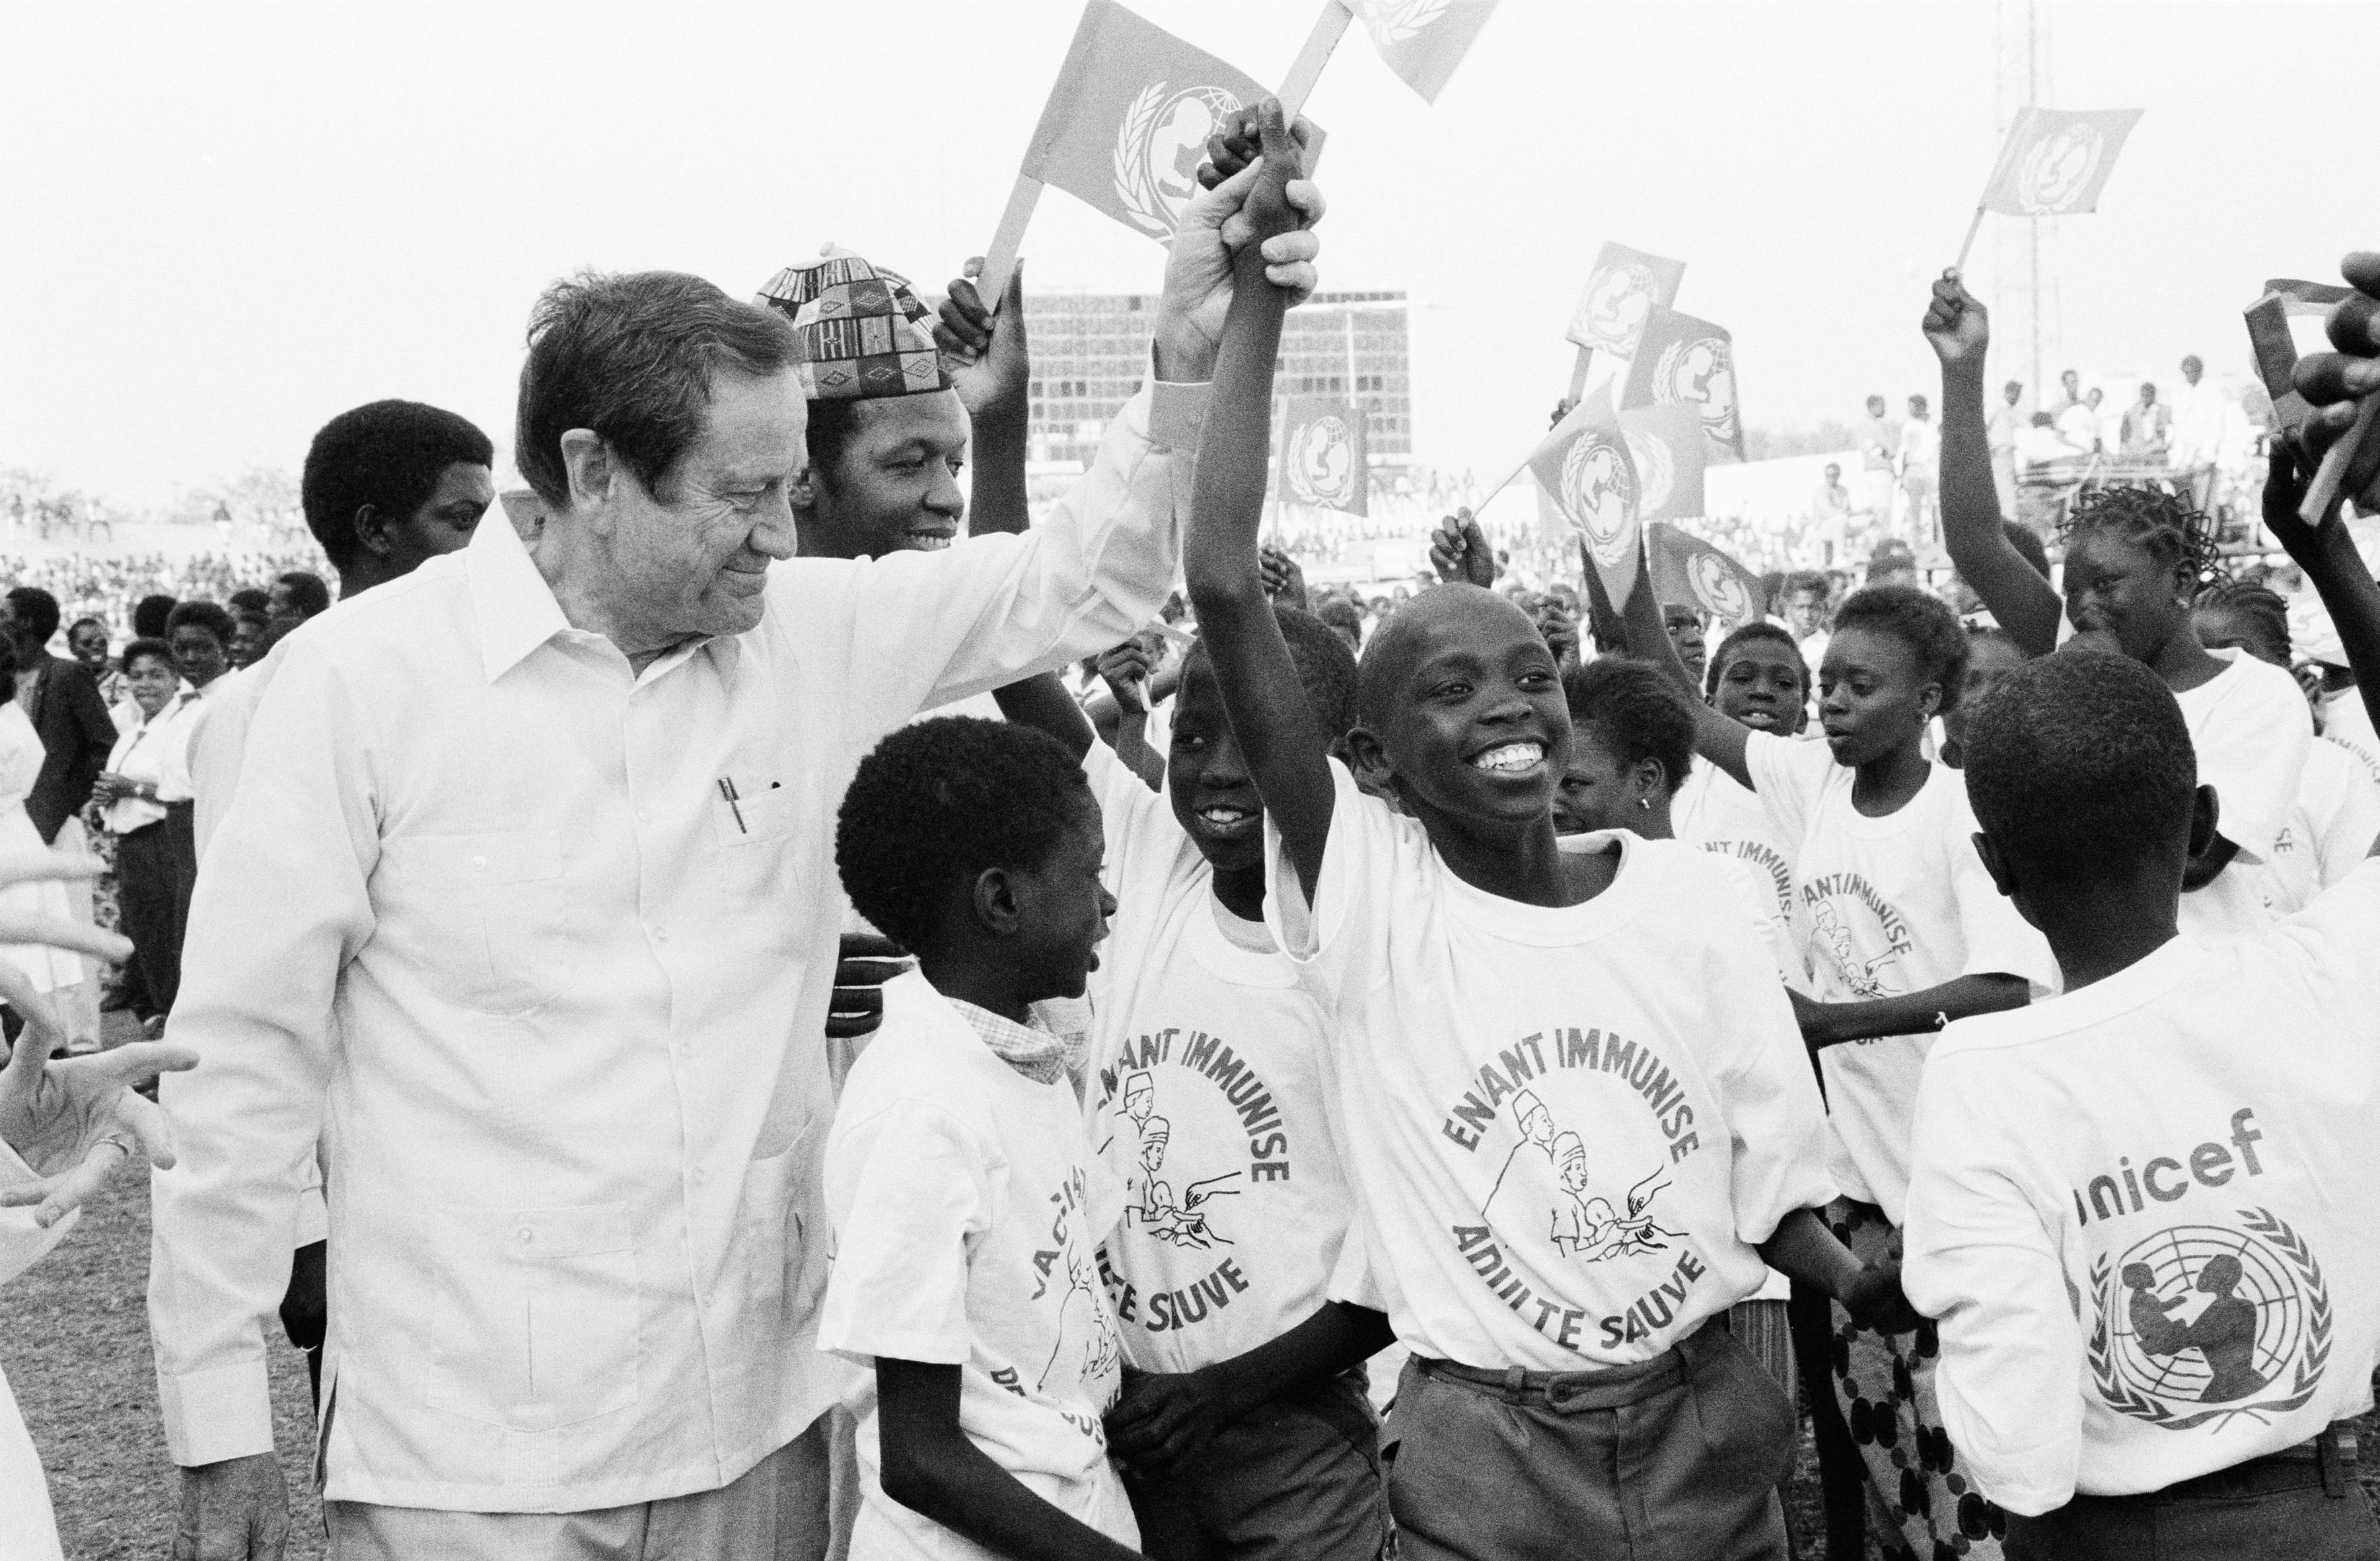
754, 248, 953, 402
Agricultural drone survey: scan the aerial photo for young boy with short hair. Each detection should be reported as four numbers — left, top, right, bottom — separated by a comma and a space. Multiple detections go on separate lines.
995, 606, 1393, 1561
821, 715, 1137, 1561
1904, 457, 2380, 1559
1184, 102, 1903, 1561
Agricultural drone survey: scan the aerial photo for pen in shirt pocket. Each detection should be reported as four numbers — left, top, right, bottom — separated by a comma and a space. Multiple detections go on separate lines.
717, 776, 747, 834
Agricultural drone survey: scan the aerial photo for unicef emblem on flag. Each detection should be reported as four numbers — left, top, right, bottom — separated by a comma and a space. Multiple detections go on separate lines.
1286, 414, 1357, 507
2015, 120, 2105, 214
2085, 1210, 2331, 1432
1114, 81, 1241, 240
1579, 263, 1657, 353
1686, 552, 1750, 622
1622, 428, 1675, 517
1654, 336, 1740, 445
1560, 430, 1638, 564
1361, 0, 1451, 44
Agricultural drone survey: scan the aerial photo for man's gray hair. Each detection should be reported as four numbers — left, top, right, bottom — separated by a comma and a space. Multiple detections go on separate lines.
515, 270, 799, 509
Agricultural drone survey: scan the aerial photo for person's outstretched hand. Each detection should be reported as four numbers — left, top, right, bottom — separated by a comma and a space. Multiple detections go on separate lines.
934, 258, 1032, 422
1922, 271, 1989, 369
0, 961, 188, 1229
1153, 107, 1323, 382
1429, 509, 1497, 587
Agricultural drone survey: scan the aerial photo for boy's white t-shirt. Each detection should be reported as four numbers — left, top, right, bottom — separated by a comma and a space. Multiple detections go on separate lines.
2171, 647, 2313, 865
1266, 761, 1837, 1371
2320, 687, 2380, 787
820, 972, 1134, 1561
1745, 731, 2057, 1224
1079, 744, 1361, 1375
1674, 760, 1806, 987
1904, 863, 2380, 1516
2254, 737, 2380, 917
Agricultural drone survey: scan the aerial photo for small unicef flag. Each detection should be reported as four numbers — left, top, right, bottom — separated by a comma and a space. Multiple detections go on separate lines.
1019, 0, 1274, 247
1618, 404, 1706, 526
1347, 0, 1500, 104
1277, 396, 1370, 517
1527, 388, 1642, 609
1647, 523, 1764, 626
1565, 242, 1687, 358
1621, 306, 1745, 465
1979, 107, 2144, 217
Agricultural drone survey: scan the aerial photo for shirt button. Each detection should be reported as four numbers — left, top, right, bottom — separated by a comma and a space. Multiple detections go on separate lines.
472, 855, 488, 871
653, 926, 668, 941
691, 1169, 707, 1186
637, 810, 651, 824
515, 1228, 532, 1245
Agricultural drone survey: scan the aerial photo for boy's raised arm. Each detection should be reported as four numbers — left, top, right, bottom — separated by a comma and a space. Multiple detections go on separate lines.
1926, 275, 2062, 656
1586, 544, 1756, 789
2265, 434, 2380, 770
1183, 102, 1336, 900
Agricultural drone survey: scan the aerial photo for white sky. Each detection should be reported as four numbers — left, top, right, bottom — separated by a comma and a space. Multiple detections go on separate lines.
2, 0, 2368, 509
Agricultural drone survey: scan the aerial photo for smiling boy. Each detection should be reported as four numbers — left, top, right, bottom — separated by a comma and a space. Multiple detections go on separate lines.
1183, 102, 1899, 1561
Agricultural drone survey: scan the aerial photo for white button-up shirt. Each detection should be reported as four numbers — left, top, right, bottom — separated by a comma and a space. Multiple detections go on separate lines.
150, 383, 1202, 1511
100, 687, 198, 834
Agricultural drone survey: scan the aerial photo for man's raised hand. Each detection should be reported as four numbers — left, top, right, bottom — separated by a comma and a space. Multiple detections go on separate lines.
1151, 106, 1323, 382
1923, 271, 1990, 369
934, 258, 1031, 421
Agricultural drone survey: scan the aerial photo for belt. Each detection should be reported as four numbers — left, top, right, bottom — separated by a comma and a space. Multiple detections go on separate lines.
2151, 1424, 2360, 1502
1417, 1317, 1727, 1414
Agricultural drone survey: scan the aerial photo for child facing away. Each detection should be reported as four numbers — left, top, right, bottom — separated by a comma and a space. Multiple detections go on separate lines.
1606, 557, 2058, 1561
1184, 100, 1906, 1561
988, 604, 1396, 1561
1928, 274, 2314, 945
821, 717, 1137, 1561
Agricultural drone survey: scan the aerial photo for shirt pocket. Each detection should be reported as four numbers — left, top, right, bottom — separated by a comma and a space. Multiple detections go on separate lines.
707, 777, 797, 849
717, 1116, 826, 1344
424, 1202, 640, 1432
375, 831, 565, 1016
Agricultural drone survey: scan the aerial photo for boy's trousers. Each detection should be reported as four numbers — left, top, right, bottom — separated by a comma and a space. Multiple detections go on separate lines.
1123, 1369, 1387, 1561
2005, 1426, 2380, 1561
1383, 1317, 1794, 1561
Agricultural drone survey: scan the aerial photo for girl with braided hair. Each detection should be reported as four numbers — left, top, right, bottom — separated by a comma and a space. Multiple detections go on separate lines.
1926, 274, 2314, 943
2192, 577, 2380, 912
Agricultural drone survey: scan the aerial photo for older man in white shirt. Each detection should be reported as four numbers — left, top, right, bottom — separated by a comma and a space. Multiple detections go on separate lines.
152, 160, 1323, 1560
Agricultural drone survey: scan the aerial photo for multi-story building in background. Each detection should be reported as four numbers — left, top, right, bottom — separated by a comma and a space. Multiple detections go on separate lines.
1022, 290, 1412, 469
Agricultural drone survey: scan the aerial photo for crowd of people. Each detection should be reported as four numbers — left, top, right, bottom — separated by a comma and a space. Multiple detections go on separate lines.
4, 100, 2380, 1561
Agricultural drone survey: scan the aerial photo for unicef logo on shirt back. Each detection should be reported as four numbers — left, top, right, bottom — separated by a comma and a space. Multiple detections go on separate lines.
2016, 121, 2104, 214
1653, 336, 1739, 444
1286, 415, 1357, 506
1560, 430, 1638, 568
2087, 1210, 2330, 1432
1114, 82, 1240, 240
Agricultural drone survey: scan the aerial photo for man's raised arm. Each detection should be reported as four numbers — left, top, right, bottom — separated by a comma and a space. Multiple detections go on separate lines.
1927, 275, 2062, 656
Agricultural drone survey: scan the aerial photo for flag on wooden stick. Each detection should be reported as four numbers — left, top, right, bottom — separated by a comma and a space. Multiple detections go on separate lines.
1347, 0, 1500, 102
1277, 396, 1370, 516
1621, 307, 1745, 464
1979, 107, 2144, 217
1021, 0, 1269, 246
1527, 388, 1643, 608
1566, 242, 1686, 358
1647, 523, 1764, 627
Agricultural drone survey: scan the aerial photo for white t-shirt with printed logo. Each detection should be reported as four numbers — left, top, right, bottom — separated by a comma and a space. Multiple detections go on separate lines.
1745, 732, 2057, 1223
2320, 688, 2380, 787
2172, 647, 2313, 867
820, 970, 1133, 1560
1905, 865, 2380, 1515
2253, 738, 2380, 917
1674, 760, 1807, 989
1266, 761, 1836, 1371
1079, 744, 1359, 1375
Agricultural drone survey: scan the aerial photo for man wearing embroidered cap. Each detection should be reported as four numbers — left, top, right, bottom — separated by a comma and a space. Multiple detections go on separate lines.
152, 145, 1326, 1561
